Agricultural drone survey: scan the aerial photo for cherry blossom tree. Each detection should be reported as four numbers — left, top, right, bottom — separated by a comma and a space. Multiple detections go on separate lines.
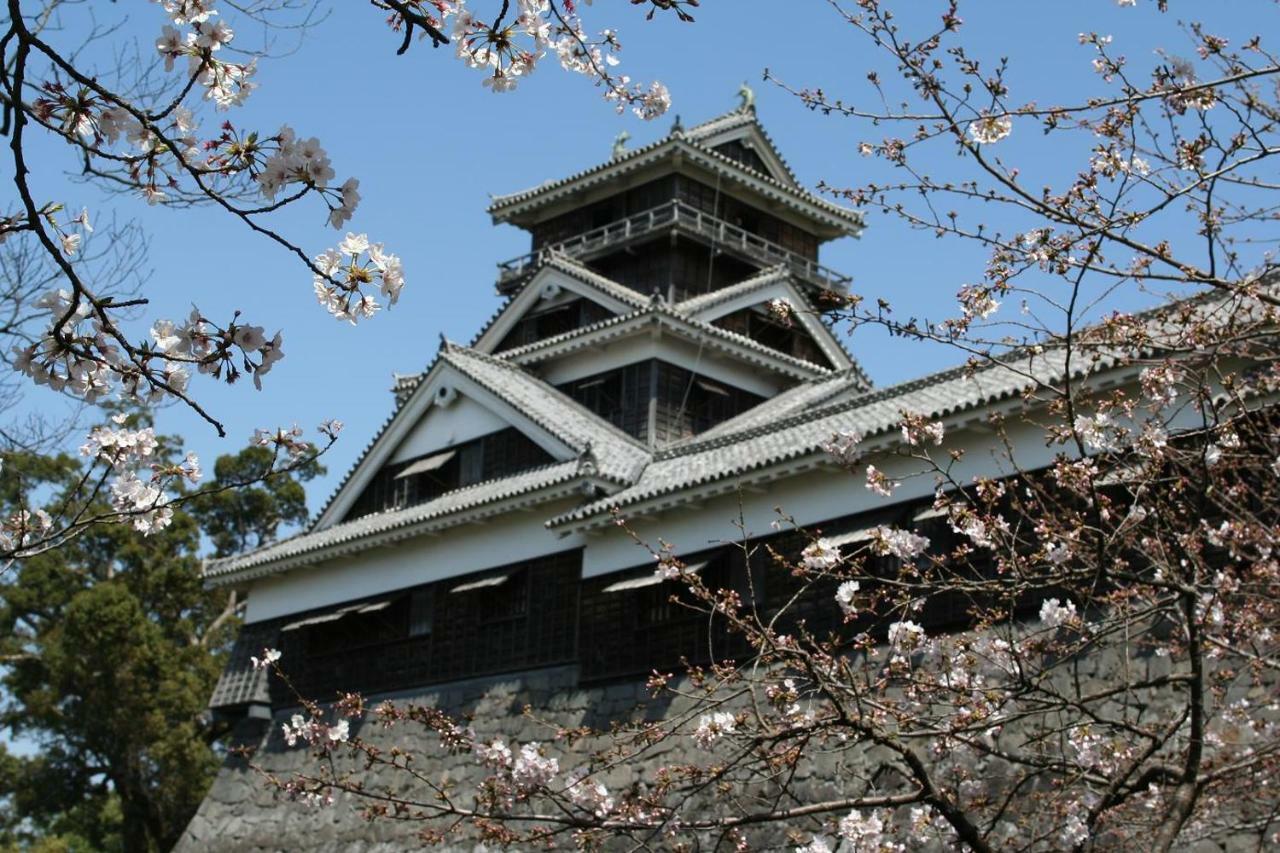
253, 2, 1280, 849
0, 0, 680, 563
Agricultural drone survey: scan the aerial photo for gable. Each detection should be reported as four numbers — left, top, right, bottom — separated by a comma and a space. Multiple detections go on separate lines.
473, 262, 646, 354
389, 394, 510, 464
686, 116, 800, 189
680, 277, 855, 372
314, 359, 578, 530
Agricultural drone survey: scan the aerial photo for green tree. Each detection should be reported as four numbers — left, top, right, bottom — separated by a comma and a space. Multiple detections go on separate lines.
0, 417, 322, 851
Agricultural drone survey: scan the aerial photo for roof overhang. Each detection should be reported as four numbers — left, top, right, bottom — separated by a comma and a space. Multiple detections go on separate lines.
678, 273, 856, 372
311, 354, 578, 530
472, 261, 646, 354
546, 355, 1149, 533
206, 465, 611, 588
501, 307, 833, 381
489, 138, 862, 241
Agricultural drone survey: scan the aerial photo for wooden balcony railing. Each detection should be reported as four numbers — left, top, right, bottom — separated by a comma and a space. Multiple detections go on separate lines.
496, 200, 852, 293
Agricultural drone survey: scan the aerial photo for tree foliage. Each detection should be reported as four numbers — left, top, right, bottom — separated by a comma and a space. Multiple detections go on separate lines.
0, 416, 322, 852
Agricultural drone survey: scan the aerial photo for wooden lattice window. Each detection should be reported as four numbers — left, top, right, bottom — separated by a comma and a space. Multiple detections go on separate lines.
578, 548, 750, 682
561, 362, 652, 441
274, 551, 582, 704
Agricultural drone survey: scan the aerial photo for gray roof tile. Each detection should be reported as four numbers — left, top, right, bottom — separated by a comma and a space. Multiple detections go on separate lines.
205, 459, 588, 583
500, 302, 833, 378
488, 135, 861, 231
440, 344, 651, 483
549, 346, 1079, 526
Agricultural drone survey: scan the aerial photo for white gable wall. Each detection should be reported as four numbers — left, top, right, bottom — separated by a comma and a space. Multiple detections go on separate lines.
389, 395, 511, 464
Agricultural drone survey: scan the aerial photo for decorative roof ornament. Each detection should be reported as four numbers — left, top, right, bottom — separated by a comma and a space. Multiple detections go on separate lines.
576, 441, 599, 477
737, 81, 755, 113
611, 130, 631, 160
669, 114, 684, 136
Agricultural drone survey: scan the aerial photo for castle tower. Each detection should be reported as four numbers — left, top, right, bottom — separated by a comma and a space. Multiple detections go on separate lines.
202, 101, 869, 715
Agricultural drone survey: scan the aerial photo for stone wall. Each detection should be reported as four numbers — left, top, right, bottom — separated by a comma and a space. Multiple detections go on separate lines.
178, 646, 1267, 852
180, 665, 680, 852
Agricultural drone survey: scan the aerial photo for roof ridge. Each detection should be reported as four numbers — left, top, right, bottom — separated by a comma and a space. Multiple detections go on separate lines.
497, 308, 650, 360
682, 106, 756, 138
682, 139, 861, 224
497, 301, 833, 376
310, 352, 442, 528
540, 251, 650, 307
442, 343, 651, 454
675, 265, 791, 312
489, 137, 862, 230
206, 459, 587, 581
650, 302, 834, 374
681, 107, 801, 186
651, 344, 1059, 462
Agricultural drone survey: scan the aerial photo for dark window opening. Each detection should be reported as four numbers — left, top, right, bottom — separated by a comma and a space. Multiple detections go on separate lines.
345, 427, 554, 521
713, 306, 834, 368
579, 549, 749, 681
273, 551, 582, 703
559, 361, 766, 445
713, 140, 772, 177
495, 298, 613, 352
561, 361, 652, 441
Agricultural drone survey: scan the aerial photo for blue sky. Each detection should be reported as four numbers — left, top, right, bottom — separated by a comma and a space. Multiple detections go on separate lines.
13, 0, 1271, 517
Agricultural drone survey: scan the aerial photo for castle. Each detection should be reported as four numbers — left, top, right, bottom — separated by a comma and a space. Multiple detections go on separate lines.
181, 102, 1192, 849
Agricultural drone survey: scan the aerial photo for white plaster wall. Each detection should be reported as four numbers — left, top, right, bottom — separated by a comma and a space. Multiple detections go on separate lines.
389, 396, 510, 463
579, 416, 1060, 577
245, 497, 587, 623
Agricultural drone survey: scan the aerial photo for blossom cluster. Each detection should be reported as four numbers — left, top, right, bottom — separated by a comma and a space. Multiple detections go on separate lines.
0, 505, 54, 555
404, 0, 670, 119
693, 711, 737, 750
313, 233, 406, 324
14, 290, 180, 404
281, 713, 350, 748
80, 416, 201, 534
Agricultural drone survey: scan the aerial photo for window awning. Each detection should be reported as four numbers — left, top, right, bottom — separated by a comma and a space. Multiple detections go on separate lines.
825, 527, 877, 548
913, 505, 957, 522
395, 450, 456, 479
450, 574, 509, 594
281, 597, 394, 631
602, 560, 707, 593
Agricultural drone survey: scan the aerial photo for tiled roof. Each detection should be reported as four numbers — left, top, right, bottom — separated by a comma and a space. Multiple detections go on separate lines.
499, 301, 834, 378
674, 265, 792, 314
682, 108, 758, 141
309, 329, 653, 532
682, 107, 801, 186
464, 254, 647, 356
690, 368, 871, 439
547, 346, 1080, 527
440, 343, 651, 483
205, 459, 588, 584
538, 251, 652, 310
488, 135, 861, 232
672, 266, 868, 378
548, 277, 1280, 529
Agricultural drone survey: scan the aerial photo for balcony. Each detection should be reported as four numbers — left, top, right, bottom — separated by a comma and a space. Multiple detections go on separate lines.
496, 200, 852, 294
